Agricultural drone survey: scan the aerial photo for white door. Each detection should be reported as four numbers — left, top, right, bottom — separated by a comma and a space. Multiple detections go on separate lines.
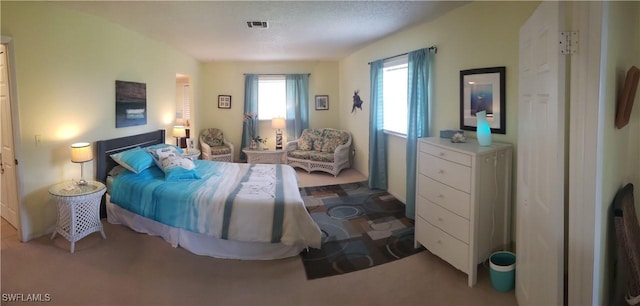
1, 43, 20, 229
517, 2, 566, 305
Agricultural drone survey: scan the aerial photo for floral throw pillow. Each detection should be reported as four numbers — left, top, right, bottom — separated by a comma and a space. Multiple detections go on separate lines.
298, 131, 314, 151
202, 129, 224, 147
321, 130, 349, 153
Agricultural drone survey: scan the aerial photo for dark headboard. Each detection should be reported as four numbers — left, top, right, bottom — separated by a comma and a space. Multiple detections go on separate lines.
95, 129, 165, 217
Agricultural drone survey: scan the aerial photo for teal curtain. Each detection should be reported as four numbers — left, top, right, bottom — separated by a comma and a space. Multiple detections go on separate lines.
285, 74, 309, 141
405, 48, 434, 219
241, 74, 259, 160
368, 60, 387, 190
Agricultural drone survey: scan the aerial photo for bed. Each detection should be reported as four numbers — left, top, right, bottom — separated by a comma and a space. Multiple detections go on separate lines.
95, 130, 321, 260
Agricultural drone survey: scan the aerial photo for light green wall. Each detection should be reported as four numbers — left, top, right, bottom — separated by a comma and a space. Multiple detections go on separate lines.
200, 61, 339, 161
1, 2, 201, 240
338, 1, 539, 202
597, 2, 640, 304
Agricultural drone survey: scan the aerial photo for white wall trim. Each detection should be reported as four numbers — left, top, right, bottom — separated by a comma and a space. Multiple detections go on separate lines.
567, 2, 603, 305
0, 35, 25, 242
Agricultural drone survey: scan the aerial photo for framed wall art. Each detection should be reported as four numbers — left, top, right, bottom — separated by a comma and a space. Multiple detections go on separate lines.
460, 66, 506, 134
315, 95, 329, 110
115, 80, 147, 128
218, 95, 232, 109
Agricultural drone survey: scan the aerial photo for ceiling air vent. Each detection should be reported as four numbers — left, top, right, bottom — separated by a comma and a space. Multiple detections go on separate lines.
247, 21, 269, 29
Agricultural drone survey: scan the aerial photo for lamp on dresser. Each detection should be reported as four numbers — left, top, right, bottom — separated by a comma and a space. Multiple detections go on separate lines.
70, 142, 93, 186
272, 117, 286, 150
173, 125, 186, 148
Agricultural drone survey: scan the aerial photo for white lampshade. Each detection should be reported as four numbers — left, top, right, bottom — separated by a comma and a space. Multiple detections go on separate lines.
173, 126, 187, 138
70, 142, 93, 163
271, 117, 286, 129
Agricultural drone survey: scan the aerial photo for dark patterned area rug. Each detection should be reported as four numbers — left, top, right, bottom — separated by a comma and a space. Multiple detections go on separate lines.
299, 181, 424, 279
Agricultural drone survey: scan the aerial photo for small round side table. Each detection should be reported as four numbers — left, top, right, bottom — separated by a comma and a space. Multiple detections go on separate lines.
49, 180, 107, 253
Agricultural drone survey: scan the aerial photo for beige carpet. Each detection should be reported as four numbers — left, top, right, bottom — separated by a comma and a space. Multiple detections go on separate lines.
0, 170, 517, 306
295, 168, 367, 188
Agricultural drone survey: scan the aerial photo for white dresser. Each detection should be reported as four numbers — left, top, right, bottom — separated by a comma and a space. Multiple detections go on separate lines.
414, 137, 512, 287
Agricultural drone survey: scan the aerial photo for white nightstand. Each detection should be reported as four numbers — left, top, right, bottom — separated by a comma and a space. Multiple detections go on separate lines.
49, 180, 107, 253
182, 148, 201, 161
242, 148, 285, 164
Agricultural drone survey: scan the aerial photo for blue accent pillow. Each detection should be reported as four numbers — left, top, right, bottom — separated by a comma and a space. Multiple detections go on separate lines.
110, 147, 154, 174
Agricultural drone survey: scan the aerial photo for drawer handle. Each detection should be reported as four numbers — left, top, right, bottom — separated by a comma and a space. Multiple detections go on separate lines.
437, 239, 442, 244
439, 152, 446, 157
437, 194, 444, 198
438, 169, 445, 174
438, 217, 443, 222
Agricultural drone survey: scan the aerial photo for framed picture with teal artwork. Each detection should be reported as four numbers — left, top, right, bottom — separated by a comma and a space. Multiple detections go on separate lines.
460, 66, 506, 134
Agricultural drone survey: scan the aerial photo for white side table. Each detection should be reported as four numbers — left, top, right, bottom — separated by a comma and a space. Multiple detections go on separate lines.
183, 148, 201, 161
49, 180, 107, 253
242, 148, 285, 164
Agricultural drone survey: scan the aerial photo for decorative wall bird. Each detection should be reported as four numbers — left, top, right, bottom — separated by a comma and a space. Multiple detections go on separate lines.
352, 90, 363, 113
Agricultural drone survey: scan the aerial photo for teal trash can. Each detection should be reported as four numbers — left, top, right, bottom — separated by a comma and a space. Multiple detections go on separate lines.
489, 251, 516, 292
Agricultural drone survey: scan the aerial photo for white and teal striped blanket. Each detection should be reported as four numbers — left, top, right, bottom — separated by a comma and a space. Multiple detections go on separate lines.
109, 161, 321, 248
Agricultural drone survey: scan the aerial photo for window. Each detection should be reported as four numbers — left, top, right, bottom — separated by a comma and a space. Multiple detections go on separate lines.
176, 77, 191, 125
382, 55, 408, 135
258, 75, 286, 120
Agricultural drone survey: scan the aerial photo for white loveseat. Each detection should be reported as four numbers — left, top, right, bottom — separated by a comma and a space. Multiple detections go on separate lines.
284, 128, 352, 177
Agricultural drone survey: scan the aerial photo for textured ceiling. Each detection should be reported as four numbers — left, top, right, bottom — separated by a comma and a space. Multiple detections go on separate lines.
56, 1, 468, 62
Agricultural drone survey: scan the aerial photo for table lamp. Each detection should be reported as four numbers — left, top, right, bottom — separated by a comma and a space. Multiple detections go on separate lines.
272, 117, 286, 150
70, 142, 93, 186
173, 125, 186, 147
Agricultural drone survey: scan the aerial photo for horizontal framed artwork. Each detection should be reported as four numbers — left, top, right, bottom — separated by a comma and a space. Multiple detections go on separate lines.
315, 95, 329, 110
218, 95, 231, 109
460, 66, 506, 134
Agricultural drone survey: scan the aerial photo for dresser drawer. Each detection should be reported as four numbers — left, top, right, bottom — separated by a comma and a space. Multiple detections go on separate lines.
418, 200, 470, 243
415, 218, 469, 273
420, 142, 472, 166
417, 175, 470, 219
419, 153, 471, 193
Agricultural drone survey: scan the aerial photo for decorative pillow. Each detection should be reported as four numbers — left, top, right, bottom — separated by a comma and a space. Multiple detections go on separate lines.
110, 147, 154, 174
147, 145, 181, 165
147, 146, 200, 181
321, 130, 349, 153
210, 145, 232, 155
145, 143, 183, 154
311, 130, 324, 151
202, 129, 224, 147
161, 157, 201, 181
298, 131, 314, 151
108, 165, 129, 177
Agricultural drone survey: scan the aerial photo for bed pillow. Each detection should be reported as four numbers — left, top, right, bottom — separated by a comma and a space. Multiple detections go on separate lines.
110, 147, 154, 174
108, 165, 129, 177
147, 146, 201, 181
145, 143, 184, 154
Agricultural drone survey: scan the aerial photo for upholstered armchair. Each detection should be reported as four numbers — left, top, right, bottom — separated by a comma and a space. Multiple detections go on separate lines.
199, 128, 234, 162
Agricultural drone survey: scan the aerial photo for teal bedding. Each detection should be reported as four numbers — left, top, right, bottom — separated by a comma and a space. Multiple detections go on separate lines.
109, 160, 321, 248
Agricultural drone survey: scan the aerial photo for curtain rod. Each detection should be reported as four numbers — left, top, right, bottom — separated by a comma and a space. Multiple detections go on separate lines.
243, 73, 311, 76
367, 45, 437, 65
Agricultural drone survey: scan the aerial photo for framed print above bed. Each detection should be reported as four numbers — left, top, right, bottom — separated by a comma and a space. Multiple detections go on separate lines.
115, 80, 147, 128
460, 67, 506, 134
